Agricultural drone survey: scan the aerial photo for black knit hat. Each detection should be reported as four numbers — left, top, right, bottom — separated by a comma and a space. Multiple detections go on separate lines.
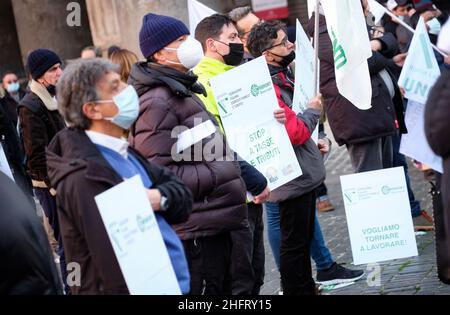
139, 13, 190, 59
27, 49, 62, 80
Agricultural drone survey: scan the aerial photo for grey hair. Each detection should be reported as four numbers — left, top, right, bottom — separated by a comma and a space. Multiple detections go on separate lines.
56, 58, 119, 130
228, 6, 252, 34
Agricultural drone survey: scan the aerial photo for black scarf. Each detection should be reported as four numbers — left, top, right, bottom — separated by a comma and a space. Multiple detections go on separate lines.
147, 63, 207, 97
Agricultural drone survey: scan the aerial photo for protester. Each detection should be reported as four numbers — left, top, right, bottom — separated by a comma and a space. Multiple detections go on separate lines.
128, 13, 250, 295
193, 14, 278, 295
109, 49, 139, 83
47, 58, 192, 294
1, 72, 27, 125
17, 49, 68, 288
248, 20, 366, 295
81, 46, 102, 59
107, 45, 121, 58
228, 6, 261, 63
0, 171, 63, 295
308, 2, 407, 174
0, 93, 33, 199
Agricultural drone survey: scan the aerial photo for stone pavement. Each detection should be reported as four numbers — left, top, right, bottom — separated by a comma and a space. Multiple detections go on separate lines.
260, 126, 450, 295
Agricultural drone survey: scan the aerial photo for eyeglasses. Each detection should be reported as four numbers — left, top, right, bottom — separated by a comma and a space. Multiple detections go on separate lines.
265, 37, 289, 51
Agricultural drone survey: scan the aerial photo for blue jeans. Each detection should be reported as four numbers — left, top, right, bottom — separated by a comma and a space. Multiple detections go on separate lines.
392, 133, 422, 217
266, 201, 334, 271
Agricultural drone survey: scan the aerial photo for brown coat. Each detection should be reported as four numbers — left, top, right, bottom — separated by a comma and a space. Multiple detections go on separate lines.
307, 14, 406, 146
128, 62, 248, 240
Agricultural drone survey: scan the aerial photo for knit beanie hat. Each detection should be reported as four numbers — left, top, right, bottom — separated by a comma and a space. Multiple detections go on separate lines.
139, 13, 190, 59
27, 49, 62, 80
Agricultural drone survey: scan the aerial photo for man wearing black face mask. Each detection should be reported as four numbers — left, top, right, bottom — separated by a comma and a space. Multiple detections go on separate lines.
194, 14, 288, 295
248, 20, 327, 295
18, 48, 67, 292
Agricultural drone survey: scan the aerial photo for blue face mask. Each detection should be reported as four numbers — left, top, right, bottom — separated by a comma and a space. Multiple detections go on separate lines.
7, 82, 20, 94
427, 18, 441, 35
98, 85, 140, 130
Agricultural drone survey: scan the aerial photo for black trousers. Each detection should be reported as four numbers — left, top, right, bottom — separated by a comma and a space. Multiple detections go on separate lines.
247, 203, 265, 295
183, 233, 232, 295
34, 187, 68, 293
229, 203, 265, 295
279, 191, 316, 295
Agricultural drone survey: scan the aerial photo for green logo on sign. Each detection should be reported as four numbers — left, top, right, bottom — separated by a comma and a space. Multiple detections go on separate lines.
251, 82, 272, 97
331, 29, 347, 70
251, 84, 260, 97
137, 214, 154, 233
382, 185, 404, 195
218, 98, 229, 114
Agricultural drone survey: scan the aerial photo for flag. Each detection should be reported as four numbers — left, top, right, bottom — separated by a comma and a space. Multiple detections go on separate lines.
307, 0, 316, 18
368, 0, 387, 25
398, 17, 441, 104
187, 0, 217, 36
321, 0, 373, 110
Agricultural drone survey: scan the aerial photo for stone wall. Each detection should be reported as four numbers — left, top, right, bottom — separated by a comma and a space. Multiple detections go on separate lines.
85, 0, 232, 59
11, 0, 93, 65
0, 0, 24, 78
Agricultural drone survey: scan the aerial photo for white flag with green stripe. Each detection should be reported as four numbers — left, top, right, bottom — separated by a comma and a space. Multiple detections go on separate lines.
398, 17, 441, 104
321, 0, 373, 110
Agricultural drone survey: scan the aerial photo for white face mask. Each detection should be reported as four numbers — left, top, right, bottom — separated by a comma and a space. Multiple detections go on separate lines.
427, 18, 441, 35
6, 82, 20, 94
164, 36, 204, 69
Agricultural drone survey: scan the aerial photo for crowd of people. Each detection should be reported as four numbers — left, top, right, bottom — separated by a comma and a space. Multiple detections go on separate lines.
1, 0, 449, 295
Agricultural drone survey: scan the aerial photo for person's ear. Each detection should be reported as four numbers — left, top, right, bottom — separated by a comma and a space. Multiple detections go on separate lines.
153, 50, 166, 63
206, 38, 217, 53
262, 51, 273, 62
82, 102, 102, 120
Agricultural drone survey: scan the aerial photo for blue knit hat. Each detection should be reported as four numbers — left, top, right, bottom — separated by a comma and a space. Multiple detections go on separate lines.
27, 49, 62, 80
139, 13, 190, 59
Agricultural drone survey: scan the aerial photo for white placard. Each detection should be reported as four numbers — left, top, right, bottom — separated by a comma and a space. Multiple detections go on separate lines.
292, 19, 319, 144
95, 175, 181, 295
0, 143, 14, 181
400, 100, 443, 173
340, 167, 418, 265
210, 57, 302, 191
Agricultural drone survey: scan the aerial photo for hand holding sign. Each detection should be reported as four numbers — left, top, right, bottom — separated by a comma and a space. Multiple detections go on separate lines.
307, 93, 323, 112
273, 108, 286, 125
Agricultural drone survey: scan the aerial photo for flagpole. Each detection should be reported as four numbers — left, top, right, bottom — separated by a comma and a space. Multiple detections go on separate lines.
313, 0, 320, 95
380, 7, 448, 58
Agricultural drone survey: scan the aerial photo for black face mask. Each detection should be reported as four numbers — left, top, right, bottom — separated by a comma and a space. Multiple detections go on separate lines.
271, 51, 296, 68
46, 84, 57, 96
216, 41, 244, 66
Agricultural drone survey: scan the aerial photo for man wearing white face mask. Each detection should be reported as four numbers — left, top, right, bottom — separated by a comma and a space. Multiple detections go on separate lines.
46, 58, 193, 294
129, 13, 252, 295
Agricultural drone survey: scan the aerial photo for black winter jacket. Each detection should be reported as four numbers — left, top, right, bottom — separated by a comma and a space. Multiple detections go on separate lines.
128, 62, 249, 240
18, 92, 66, 185
0, 172, 62, 295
